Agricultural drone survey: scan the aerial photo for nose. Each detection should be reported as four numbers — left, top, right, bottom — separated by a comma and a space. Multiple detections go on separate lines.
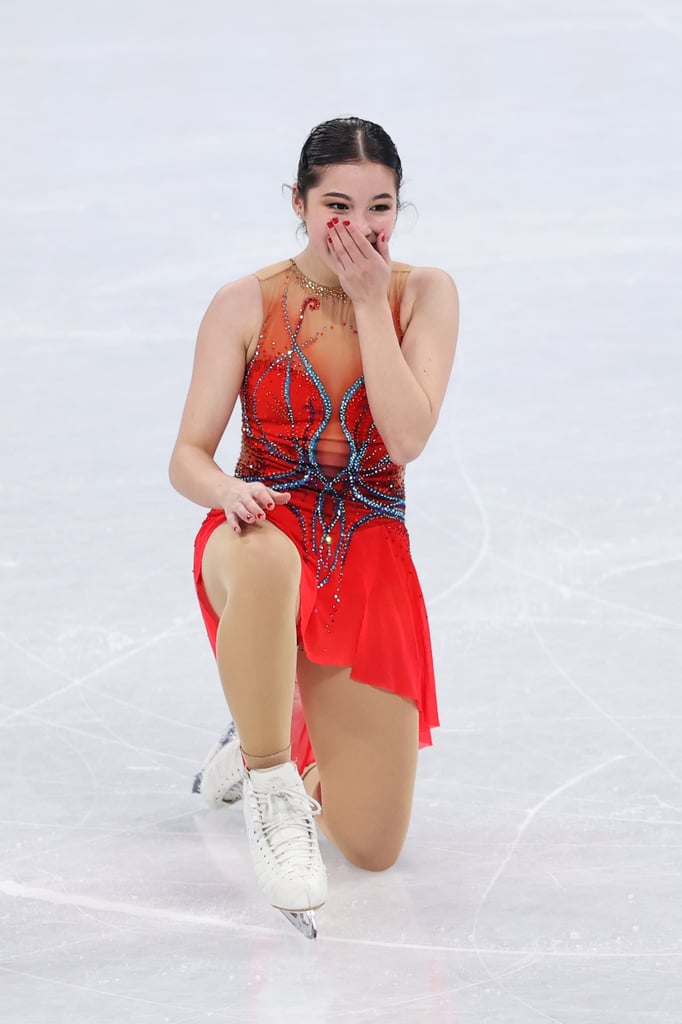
351, 214, 372, 238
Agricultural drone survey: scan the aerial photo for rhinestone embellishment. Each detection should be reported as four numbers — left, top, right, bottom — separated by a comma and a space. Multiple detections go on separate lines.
289, 259, 349, 302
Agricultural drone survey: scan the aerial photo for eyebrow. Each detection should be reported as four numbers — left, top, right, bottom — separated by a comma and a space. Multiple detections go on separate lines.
322, 192, 395, 201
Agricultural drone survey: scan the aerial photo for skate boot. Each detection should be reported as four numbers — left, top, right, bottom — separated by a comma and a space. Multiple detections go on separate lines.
192, 722, 244, 806
243, 760, 326, 939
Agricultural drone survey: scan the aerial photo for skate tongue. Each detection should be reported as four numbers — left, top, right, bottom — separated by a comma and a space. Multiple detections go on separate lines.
248, 761, 300, 793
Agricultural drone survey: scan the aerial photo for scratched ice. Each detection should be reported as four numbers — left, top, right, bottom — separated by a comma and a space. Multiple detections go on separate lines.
1, 1, 681, 1022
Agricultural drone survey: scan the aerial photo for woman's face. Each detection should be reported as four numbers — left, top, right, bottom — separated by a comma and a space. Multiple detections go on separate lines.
294, 161, 398, 269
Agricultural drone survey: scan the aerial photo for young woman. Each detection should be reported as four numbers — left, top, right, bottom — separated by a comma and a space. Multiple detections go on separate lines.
169, 117, 459, 938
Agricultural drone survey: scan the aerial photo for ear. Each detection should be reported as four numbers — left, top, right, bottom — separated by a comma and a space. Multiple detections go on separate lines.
291, 183, 305, 220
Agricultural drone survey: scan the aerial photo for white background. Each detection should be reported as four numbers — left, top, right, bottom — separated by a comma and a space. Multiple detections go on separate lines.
1, 1, 680, 1021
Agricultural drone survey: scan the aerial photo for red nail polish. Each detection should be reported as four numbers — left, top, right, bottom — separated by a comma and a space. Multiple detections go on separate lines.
381, 233, 386, 242
343, 220, 350, 226
326, 220, 334, 228
327, 236, 333, 244
332, 217, 339, 224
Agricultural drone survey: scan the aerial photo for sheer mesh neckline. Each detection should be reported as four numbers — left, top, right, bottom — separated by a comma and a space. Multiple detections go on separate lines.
289, 259, 349, 303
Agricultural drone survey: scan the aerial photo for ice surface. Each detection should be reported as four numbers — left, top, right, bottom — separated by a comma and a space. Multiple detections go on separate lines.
1, 1, 681, 1021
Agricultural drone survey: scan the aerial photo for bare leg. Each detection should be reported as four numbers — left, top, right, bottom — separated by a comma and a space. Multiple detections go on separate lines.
297, 654, 419, 871
198, 524, 327, 930
200, 520, 301, 769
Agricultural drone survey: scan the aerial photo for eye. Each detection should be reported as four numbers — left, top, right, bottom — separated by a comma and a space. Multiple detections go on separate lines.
326, 202, 348, 211
371, 204, 392, 212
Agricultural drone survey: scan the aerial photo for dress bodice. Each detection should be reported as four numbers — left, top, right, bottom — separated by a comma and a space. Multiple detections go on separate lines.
234, 258, 412, 515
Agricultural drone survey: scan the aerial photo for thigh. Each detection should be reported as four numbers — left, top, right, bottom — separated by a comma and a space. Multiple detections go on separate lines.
201, 519, 302, 619
297, 654, 419, 871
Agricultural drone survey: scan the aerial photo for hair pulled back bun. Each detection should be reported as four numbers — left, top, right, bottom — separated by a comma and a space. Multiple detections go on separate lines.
296, 117, 403, 204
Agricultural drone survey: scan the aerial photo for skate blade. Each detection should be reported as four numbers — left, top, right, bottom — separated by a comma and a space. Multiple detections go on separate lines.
278, 909, 318, 940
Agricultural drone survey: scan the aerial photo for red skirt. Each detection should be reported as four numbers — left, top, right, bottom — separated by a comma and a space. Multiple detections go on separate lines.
193, 490, 439, 770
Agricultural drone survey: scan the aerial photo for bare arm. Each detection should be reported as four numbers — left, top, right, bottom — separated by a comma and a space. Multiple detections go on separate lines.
169, 276, 290, 529
327, 222, 459, 465
354, 267, 459, 464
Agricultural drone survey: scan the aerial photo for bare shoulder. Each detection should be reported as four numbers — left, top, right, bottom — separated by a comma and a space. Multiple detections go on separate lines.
402, 265, 458, 305
398, 265, 459, 336
203, 273, 263, 331
196, 273, 264, 364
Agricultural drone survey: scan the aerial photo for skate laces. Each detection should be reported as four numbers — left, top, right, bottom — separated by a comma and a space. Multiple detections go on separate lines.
251, 786, 322, 868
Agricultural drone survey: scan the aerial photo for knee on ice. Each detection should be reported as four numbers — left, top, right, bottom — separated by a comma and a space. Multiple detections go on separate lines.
344, 842, 401, 873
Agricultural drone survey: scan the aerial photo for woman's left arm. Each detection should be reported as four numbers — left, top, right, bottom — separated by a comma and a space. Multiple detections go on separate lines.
353, 267, 460, 465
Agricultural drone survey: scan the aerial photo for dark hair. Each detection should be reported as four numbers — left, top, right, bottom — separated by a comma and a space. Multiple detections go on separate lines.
296, 117, 403, 205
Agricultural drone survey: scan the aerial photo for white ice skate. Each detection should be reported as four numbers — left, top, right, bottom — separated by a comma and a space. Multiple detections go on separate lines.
243, 761, 326, 939
192, 722, 244, 806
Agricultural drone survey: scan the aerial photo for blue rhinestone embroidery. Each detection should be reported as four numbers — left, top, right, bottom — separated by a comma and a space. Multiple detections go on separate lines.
235, 279, 406, 589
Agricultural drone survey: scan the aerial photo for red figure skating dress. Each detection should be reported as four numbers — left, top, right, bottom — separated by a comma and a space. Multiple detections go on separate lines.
193, 259, 439, 769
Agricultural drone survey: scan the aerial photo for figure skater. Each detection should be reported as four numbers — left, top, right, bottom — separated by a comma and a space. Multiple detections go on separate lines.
169, 116, 459, 938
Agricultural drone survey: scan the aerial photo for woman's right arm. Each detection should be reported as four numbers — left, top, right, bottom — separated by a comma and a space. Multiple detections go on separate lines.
169, 275, 289, 529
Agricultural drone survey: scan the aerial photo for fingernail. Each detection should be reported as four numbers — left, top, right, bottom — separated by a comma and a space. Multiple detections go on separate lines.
327, 236, 333, 244
332, 217, 339, 224
342, 220, 350, 226
267, 502, 275, 509
257, 513, 265, 520
326, 220, 334, 228
381, 232, 386, 242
